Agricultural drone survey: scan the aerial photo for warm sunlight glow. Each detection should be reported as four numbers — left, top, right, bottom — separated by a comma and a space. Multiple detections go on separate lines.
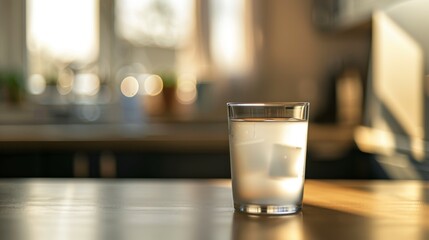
280, 178, 303, 195
304, 180, 429, 221
27, 0, 99, 63
373, 12, 424, 142
115, 0, 193, 47
210, 0, 247, 73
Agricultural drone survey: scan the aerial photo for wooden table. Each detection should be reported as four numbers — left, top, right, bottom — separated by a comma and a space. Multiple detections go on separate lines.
0, 179, 427, 240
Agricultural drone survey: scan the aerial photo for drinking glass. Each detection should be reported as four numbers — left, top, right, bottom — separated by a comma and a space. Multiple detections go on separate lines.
227, 102, 310, 215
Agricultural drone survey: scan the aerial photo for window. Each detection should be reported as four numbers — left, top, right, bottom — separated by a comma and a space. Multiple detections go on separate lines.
26, 0, 99, 96
23, 0, 256, 120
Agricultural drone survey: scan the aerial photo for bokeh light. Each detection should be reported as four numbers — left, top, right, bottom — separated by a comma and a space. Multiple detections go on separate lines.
144, 74, 163, 96
120, 76, 139, 97
73, 73, 100, 96
176, 81, 197, 104
28, 74, 46, 95
56, 68, 74, 95
176, 73, 197, 104
78, 105, 101, 122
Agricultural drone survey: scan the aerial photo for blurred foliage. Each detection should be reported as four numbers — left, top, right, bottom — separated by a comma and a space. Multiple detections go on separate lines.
157, 71, 176, 88
0, 69, 24, 103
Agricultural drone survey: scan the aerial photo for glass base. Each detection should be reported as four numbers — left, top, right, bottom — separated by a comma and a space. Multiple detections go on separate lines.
234, 203, 301, 215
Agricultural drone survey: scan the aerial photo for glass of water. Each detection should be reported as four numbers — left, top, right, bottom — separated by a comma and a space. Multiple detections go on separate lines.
227, 102, 310, 215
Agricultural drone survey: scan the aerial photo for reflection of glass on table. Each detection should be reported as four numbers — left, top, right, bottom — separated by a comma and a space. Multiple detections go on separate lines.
232, 212, 304, 240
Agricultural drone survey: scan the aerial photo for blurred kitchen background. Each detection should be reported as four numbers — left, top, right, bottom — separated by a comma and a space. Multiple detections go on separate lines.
1, 0, 428, 179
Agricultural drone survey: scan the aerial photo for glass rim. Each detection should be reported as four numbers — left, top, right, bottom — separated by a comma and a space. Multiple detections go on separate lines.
227, 102, 309, 107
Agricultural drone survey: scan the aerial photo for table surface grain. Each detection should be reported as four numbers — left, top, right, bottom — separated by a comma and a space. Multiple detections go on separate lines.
0, 179, 428, 240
